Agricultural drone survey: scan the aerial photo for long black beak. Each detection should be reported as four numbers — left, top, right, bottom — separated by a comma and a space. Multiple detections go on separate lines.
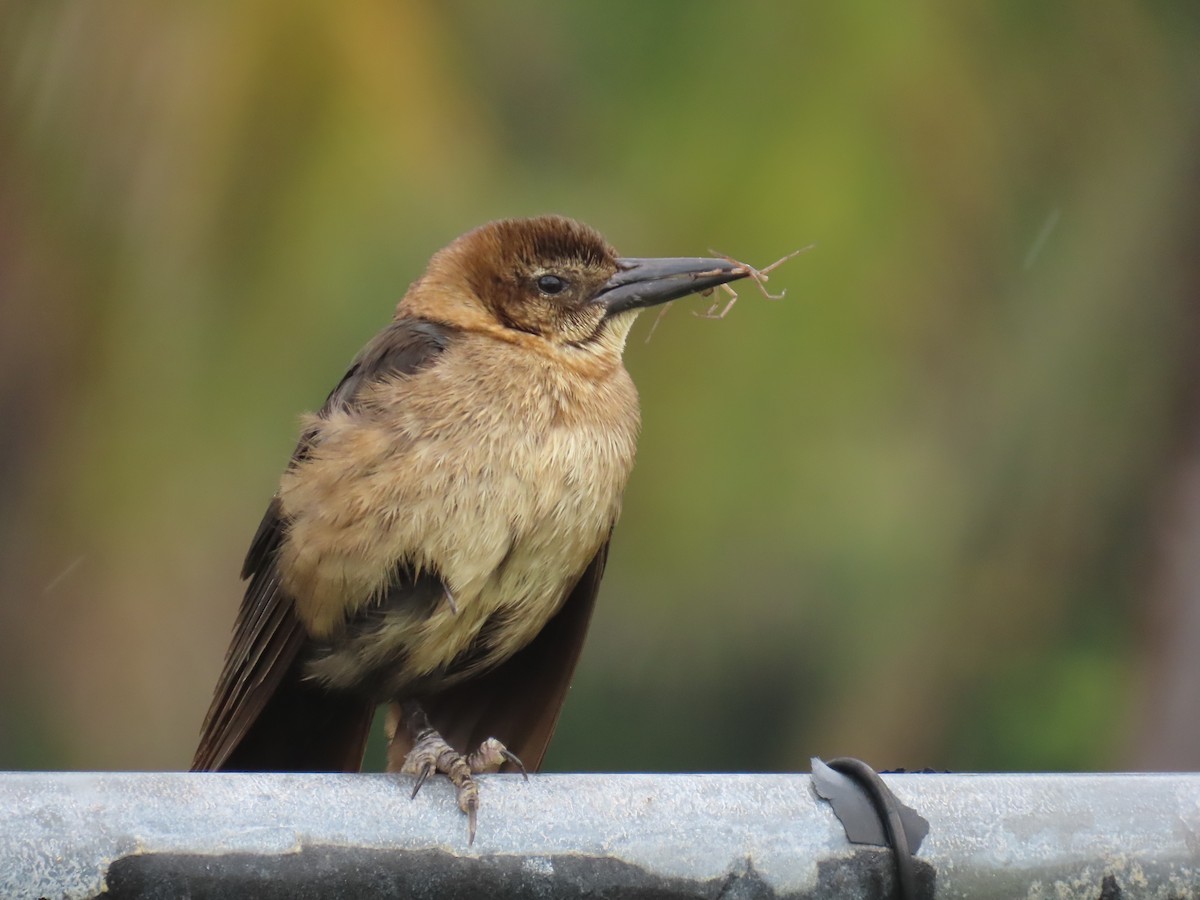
595, 257, 750, 317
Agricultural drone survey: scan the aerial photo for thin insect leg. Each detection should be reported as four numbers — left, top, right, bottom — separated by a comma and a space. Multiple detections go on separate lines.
757, 245, 812, 277
694, 282, 740, 319
708, 246, 812, 301
688, 244, 808, 321
688, 265, 750, 282
711, 283, 740, 318
707, 249, 779, 299
705, 252, 782, 301
747, 246, 813, 299
693, 283, 722, 318
644, 301, 674, 343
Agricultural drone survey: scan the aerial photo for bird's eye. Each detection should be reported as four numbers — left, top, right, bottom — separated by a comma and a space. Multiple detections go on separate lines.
536, 274, 567, 295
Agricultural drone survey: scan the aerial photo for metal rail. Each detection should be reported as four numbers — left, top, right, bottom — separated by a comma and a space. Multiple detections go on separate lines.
1, 771, 1197, 898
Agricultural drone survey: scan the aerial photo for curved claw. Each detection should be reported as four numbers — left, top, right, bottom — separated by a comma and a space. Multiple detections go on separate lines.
454, 778, 481, 845
410, 762, 434, 800
501, 748, 529, 782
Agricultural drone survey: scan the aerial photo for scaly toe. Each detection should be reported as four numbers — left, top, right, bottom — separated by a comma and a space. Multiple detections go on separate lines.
466, 736, 525, 776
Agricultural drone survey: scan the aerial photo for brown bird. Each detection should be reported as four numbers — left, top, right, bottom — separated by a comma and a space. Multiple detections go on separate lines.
192, 215, 752, 840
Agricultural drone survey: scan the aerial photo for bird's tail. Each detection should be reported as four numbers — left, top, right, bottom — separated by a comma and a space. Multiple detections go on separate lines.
191, 673, 375, 773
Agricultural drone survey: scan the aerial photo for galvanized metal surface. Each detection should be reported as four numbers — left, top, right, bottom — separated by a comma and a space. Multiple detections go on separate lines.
0, 771, 1197, 898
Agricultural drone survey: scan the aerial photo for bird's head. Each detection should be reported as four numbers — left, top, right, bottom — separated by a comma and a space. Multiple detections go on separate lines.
402, 215, 749, 358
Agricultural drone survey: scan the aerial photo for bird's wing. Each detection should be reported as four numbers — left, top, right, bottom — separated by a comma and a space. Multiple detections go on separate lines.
191, 318, 457, 772
388, 539, 610, 773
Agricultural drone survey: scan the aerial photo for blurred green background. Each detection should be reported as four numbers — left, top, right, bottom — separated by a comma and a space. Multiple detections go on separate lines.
1, 2, 1198, 774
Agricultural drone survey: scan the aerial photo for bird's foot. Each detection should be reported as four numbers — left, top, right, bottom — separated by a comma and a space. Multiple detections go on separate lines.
400, 725, 526, 844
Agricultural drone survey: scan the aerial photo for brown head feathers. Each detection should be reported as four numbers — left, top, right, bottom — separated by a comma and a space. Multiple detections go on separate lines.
407, 216, 623, 347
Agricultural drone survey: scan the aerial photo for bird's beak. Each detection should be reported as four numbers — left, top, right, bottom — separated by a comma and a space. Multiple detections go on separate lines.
595, 257, 750, 318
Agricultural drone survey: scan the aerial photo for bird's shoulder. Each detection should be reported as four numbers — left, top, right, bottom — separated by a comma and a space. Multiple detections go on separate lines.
323, 317, 459, 414
241, 317, 456, 580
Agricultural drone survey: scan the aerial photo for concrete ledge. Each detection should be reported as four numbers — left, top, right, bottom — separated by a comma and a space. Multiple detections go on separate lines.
0, 771, 1198, 898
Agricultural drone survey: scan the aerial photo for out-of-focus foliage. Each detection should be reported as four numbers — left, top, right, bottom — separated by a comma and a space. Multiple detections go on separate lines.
1, 1, 1197, 773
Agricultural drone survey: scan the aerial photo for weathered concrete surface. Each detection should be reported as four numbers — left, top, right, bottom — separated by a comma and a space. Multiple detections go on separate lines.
0, 772, 1196, 898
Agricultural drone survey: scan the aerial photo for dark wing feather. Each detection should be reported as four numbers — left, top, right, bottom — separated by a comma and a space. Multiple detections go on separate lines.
387, 539, 610, 773
191, 318, 457, 772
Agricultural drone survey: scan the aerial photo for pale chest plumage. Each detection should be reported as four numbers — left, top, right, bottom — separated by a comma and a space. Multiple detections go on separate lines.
275, 334, 640, 697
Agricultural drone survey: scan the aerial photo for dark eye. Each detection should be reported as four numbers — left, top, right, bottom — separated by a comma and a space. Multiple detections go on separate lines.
537, 274, 567, 295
